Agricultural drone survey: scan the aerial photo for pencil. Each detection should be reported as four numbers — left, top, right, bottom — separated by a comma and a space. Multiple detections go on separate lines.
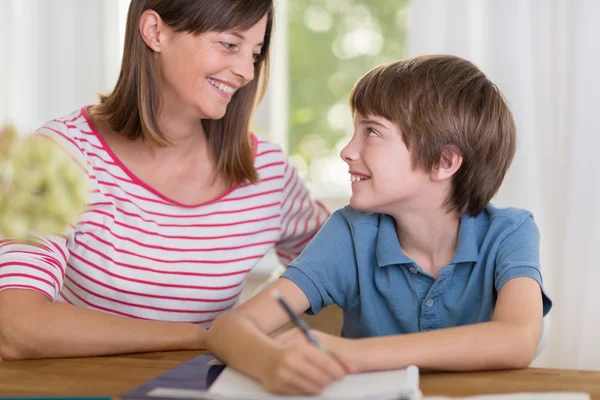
272, 289, 327, 352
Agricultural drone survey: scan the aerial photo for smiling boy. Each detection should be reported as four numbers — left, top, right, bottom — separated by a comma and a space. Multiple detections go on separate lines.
206, 55, 552, 395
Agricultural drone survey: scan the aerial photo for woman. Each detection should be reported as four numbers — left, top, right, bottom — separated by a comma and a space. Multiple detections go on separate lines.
0, 0, 328, 360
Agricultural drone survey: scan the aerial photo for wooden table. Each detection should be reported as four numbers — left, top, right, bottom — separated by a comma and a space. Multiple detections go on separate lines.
1, 350, 599, 398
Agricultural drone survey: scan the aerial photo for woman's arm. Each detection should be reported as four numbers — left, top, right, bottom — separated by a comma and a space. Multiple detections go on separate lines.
0, 289, 205, 360
305, 277, 543, 373
207, 278, 349, 395
273, 154, 330, 266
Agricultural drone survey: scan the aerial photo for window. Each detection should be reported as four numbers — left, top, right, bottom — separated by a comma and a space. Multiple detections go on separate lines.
263, 0, 411, 200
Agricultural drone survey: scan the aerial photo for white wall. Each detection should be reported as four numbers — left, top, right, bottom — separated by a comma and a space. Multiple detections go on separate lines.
0, 0, 123, 131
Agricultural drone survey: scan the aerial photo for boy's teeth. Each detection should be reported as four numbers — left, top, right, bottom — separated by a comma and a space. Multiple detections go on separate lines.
351, 174, 369, 182
207, 78, 235, 94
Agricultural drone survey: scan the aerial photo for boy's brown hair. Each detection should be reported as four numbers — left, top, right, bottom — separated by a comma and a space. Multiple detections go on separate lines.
349, 55, 516, 216
93, 0, 274, 186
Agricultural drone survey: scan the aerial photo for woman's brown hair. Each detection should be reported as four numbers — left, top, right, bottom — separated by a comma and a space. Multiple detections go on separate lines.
350, 55, 516, 216
94, 0, 274, 185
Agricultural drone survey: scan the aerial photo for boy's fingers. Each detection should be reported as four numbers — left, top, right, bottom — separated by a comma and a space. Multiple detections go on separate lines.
277, 349, 332, 391
329, 351, 355, 374
277, 365, 326, 395
294, 355, 337, 388
273, 327, 302, 344
304, 345, 346, 381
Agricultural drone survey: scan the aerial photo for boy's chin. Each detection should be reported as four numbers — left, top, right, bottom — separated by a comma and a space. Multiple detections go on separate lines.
349, 196, 378, 213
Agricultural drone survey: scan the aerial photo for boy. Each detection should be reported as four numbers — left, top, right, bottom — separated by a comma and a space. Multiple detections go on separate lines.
206, 55, 552, 395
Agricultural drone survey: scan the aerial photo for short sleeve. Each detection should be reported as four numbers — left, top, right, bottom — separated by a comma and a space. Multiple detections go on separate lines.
275, 158, 329, 265
36, 119, 89, 174
281, 209, 357, 315
0, 116, 87, 300
494, 215, 552, 316
0, 234, 69, 300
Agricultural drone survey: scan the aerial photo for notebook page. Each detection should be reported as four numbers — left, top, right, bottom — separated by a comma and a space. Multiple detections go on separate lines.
207, 365, 421, 399
424, 393, 590, 400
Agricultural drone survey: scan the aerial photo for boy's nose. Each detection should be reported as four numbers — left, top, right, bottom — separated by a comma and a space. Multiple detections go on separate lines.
340, 140, 359, 163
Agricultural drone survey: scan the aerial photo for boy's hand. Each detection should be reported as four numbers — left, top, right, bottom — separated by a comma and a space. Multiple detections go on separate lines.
259, 332, 351, 395
274, 328, 359, 373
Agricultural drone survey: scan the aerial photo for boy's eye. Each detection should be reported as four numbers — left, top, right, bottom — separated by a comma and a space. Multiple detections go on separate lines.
367, 129, 379, 137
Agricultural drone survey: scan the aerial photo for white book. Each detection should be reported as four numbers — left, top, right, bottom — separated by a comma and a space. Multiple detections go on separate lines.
207, 365, 421, 400
147, 365, 422, 400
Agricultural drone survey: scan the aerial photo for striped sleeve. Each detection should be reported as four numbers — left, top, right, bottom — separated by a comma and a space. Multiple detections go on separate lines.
0, 234, 69, 300
0, 115, 86, 300
36, 117, 88, 172
275, 158, 330, 266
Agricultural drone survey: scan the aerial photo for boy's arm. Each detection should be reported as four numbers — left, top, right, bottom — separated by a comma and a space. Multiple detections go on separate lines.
206, 278, 348, 394
208, 278, 309, 359
348, 276, 542, 372
207, 209, 358, 394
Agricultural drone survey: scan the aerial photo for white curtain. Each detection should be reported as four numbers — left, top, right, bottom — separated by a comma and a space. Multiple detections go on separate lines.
409, 0, 600, 370
0, 0, 125, 132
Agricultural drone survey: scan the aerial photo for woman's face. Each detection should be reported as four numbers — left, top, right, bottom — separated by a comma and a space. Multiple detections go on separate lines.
157, 15, 268, 121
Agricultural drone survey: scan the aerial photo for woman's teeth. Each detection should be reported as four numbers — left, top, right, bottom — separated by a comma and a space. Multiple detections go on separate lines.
207, 78, 235, 94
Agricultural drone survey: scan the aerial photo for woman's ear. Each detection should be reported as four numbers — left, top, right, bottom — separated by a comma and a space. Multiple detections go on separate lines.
139, 10, 167, 52
431, 145, 463, 182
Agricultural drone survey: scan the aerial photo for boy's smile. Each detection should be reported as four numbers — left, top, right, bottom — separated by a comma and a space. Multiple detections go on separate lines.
349, 171, 371, 183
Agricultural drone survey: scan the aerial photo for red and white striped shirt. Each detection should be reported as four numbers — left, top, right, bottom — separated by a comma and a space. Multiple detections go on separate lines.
0, 107, 329, 326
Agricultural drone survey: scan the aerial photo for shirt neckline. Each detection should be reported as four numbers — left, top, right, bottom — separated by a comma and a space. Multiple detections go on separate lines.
82, 105, 258, 209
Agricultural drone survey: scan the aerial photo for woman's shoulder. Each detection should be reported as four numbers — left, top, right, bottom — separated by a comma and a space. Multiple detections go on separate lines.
250, 132, 293, 183
251, 132, 287, 163
35, 106, 98, 167
37, 106, 104, 147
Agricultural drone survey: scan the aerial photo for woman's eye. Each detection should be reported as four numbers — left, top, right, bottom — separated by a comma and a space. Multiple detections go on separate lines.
221, 42, 237, 50
253, 53, 261, 62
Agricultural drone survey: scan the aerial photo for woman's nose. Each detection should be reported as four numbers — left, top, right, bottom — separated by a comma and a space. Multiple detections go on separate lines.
232, 51, 255, 82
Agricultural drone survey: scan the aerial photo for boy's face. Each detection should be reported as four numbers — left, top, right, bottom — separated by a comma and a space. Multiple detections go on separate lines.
340, 113, 431, 214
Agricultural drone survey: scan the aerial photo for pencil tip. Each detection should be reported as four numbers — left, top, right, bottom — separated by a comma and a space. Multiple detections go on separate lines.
271, 289, 281, 299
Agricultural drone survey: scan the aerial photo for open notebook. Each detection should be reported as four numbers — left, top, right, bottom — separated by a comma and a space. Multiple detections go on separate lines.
425, 394, 590, 399
146, 364, 422, 400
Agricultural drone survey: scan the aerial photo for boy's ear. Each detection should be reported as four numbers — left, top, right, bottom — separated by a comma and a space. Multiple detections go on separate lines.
430, 145, 463, 182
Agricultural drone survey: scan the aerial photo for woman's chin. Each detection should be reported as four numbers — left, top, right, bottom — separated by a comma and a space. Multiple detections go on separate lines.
199, 104, 228, 121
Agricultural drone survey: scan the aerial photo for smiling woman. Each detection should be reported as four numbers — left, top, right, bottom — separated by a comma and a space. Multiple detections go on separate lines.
0, 0, 328, 361
95, 0, 273, 185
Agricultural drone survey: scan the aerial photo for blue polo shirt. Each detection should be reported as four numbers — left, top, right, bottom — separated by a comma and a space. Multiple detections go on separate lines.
282, 204, 552, 338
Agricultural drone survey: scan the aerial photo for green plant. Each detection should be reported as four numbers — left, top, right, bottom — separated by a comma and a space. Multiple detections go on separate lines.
0, 126, 89, 239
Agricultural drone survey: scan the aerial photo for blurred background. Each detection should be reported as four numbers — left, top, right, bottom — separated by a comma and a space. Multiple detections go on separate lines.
1, 0, 599, 371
